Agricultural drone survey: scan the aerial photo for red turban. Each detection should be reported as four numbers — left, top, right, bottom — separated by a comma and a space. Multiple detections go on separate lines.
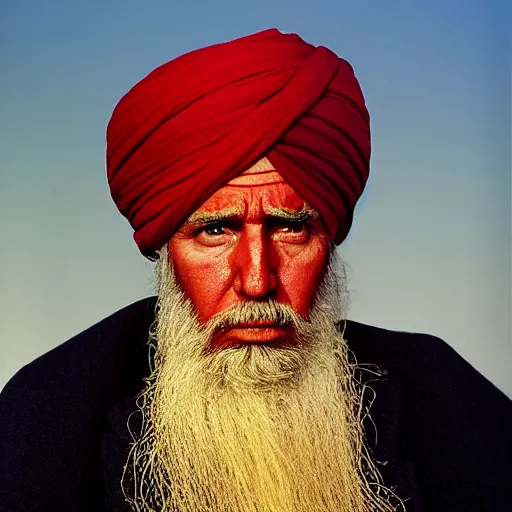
107, 28, 370, 257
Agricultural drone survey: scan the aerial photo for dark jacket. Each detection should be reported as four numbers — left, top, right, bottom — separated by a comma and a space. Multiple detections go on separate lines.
1, 297, 510, 511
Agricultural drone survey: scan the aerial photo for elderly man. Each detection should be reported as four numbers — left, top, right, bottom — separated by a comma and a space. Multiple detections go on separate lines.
1, 29, 510, 512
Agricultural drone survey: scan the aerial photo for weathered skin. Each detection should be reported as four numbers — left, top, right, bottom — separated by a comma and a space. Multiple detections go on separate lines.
168, 158, 331, 349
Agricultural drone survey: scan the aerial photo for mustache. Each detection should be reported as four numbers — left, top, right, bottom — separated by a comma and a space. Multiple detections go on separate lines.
205, 300, 302, 333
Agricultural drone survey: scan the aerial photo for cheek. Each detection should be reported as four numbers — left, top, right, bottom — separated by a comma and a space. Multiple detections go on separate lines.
168, 242, 235, 322
277, 241, 330, 317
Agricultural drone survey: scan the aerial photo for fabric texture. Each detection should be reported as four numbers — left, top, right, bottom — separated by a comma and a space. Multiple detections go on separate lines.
107, 29, 371, 257
1, 298, 510, 511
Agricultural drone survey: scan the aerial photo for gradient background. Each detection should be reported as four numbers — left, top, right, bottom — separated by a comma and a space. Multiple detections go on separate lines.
1, 0, 511, 397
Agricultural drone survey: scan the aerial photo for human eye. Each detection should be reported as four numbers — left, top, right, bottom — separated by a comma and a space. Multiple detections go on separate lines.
194, 223, 235, 247
201, 224, 226, 236
271, 220, 311, 244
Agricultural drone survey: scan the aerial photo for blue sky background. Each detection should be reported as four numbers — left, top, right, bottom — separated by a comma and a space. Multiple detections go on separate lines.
1, 0, 511, 396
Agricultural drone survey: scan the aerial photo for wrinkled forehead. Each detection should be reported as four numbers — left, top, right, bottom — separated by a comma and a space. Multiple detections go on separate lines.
190, 157, 317, 218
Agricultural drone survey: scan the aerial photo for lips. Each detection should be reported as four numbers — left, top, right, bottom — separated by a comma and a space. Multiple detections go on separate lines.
211, 322, 291, 350
226, 325, 286, 342
234, 320, 280, 328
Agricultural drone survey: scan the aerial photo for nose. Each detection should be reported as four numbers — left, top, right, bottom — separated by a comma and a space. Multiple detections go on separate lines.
233, 225, 277, 299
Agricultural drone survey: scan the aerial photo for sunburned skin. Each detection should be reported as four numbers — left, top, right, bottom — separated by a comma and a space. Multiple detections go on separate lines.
168, 157, 331, 349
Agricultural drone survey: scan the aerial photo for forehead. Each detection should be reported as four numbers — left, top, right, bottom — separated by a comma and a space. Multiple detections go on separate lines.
196, 158, 309, 214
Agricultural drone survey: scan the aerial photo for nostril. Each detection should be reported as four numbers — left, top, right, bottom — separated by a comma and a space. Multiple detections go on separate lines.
268, 271, 277, 293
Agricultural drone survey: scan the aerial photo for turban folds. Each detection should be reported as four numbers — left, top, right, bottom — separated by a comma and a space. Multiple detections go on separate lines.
107, 28, 370, 257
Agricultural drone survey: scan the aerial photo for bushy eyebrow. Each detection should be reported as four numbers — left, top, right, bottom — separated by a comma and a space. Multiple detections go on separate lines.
265, 206, 318, 222
186, 205, 318, 225
186, 207, 244, 225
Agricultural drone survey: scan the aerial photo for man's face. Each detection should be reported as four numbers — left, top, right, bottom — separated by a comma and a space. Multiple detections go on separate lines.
127, 161, 398, 511
168, 159, 331, 349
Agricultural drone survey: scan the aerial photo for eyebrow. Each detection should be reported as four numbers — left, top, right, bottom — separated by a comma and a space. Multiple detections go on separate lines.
186, 207, 244, 225
186, 205, 318, 225
265, 205, 318, 222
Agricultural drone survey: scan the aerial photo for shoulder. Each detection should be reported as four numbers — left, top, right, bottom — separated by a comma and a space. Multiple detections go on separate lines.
1, 296, 157, 401
344, 319, 511, 510
0, 296, 157, 511
343, 319, 458, 377
344, 318, 510, 401
344, 318, 511, 411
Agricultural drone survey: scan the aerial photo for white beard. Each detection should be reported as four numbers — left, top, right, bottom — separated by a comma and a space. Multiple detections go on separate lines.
122, 248, 404, 512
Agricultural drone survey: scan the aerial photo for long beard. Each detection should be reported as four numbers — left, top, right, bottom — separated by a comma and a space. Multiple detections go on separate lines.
122, 248, 404, 512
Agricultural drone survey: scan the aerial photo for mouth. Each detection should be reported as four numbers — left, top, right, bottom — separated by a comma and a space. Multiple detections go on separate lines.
234, 320, 281, 328
211, 322, 293, 349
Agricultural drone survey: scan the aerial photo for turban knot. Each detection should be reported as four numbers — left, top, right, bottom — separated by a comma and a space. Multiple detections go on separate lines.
106, 28, 371, 257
